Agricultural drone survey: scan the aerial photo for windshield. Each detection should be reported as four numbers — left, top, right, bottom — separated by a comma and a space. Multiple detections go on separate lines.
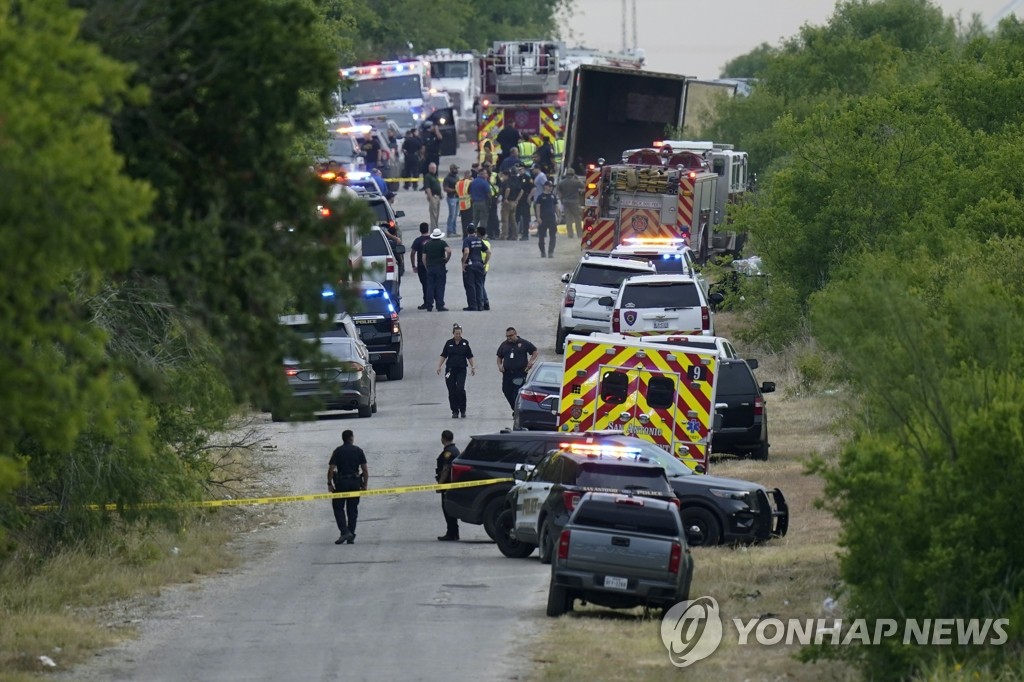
343, 75, 422, 106
431, 61, 471, 79
327, 136, 357, 158
576, 464, 670, 493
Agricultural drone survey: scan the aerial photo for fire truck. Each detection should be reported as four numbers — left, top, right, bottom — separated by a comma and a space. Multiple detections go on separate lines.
651, 140, 751, 255
556, 334, 722, 473
477, 40, 565, 153
580, 149, 719, 262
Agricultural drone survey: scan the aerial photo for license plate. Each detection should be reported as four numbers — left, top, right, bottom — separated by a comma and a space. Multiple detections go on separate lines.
307, 373, 321, 380
653, 320, 670, 329
604, 575, 629, 590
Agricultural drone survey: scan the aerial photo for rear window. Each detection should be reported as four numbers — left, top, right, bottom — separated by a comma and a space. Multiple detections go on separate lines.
651, 257, 688, 274
532, 364, 562, 385
716, 361, 756, 396
368, 201, 392, 224
320, 339, 357, 361
621, 281, 701, 308
352, 288, 394, 315
573, 500, 680, 537
574, 263, 648, 288
328, 136, 357, 158
361, 231, 391, 257
576, 464, 670, 494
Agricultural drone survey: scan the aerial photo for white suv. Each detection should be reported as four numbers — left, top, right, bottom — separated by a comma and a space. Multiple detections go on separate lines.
556, 253, 656, 353
601, 274, 724, 337
610, 239, 708, 296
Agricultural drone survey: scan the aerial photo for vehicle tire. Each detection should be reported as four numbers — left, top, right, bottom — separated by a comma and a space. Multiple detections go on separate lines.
538, 519, 554, 565
546, 581, 572, 617
555, 320, 568, 355
494, 508, 536, 558
357, 402, 372, 418
387, 358, 404, 381
681, 507, 721, 547
481, 497, 505, 542
371, 399, 378, 414
750, 441, 769, 461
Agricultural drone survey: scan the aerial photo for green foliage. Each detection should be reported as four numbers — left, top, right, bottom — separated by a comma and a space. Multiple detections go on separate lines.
720, 42, 776, 78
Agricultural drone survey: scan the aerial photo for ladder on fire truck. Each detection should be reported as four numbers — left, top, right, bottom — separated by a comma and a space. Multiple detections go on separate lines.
482, 41, 562, 97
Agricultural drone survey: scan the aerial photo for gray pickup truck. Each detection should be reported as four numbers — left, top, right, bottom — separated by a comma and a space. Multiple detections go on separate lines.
546, 492, 694, 617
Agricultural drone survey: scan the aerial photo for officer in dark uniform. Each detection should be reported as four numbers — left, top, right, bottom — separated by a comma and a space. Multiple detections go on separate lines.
496, 326, 539, 415
327, 429, 369, 545
435, 429, 461, 541
437, 323, 476, 418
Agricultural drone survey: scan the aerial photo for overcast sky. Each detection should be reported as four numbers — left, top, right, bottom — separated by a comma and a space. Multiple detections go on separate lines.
560, 0, 1012, 78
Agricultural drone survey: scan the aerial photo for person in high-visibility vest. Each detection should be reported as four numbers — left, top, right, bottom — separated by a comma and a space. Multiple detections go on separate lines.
553, 137, 565, 173
455, 170, 473, 236
517, 138, 537, 167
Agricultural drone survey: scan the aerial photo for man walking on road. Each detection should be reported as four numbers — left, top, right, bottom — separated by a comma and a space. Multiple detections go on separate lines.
496, 327, 538, 416
534, 181, 559, 258
435, 430, 461, 541
423, 162, 443, 231
422, 228, 451, 312
437, 323, 476, 418
327, 429, 369, 545
557, 168, 585, 239
411, 223, 432, 310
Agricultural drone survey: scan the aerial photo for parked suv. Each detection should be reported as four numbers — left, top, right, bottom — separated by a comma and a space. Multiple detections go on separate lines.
603, 274, 723, 336
556, 253, 656, 353
344, 281, 404, 381
712, 358, 775, 460
497, 444, 676, 564
445, 431, 788, 549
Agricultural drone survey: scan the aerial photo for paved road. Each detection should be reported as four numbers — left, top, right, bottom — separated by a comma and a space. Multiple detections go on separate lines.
68, 147, 585, 682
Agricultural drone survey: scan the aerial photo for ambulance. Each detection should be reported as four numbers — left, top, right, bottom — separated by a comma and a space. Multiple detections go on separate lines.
556, 334, 722, 473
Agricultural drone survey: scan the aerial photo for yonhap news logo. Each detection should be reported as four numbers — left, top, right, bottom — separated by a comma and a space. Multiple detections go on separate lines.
660, 596, 1010, 668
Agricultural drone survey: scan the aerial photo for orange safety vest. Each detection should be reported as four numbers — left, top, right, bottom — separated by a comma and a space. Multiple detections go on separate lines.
456, 178, 472, 212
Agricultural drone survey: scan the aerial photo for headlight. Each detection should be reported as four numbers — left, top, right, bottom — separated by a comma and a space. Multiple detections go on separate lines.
709, 488, 753, 507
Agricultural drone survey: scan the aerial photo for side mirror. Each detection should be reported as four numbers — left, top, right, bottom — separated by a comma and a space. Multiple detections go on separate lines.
761, 381, 776, 394
746, 358, 759, 370
598, 296, 614, 307
709, 292, 725, 305
395, 210, 406, 218
560, 273, 571, 283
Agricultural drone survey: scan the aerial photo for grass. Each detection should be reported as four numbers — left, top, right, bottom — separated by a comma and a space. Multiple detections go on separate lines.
0, 446, 278, 681
530, 312, 858, 681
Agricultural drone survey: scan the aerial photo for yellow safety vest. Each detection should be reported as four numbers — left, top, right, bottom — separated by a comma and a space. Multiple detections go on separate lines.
456, 178, 472, 212
518, 140, 536, 166
553, 138, 565, 166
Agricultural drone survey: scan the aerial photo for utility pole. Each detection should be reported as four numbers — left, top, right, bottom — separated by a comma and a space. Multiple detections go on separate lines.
621, 0, 627, 52
632, 0, 638, 50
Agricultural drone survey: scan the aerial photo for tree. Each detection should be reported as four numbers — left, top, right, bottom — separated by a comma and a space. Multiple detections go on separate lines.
720, 42, 776, 78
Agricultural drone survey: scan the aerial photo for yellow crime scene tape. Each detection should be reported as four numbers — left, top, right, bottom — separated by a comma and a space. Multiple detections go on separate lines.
30, 478, 512, 512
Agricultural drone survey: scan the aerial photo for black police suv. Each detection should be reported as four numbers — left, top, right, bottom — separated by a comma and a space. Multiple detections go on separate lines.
344, 281, 404, 381
444, 431, 788, 550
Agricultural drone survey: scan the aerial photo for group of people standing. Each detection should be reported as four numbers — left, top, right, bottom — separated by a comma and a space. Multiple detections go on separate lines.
407, 221, 491, 313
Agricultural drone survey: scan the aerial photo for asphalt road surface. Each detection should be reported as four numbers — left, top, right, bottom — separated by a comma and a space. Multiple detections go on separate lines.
67, 146, 586, 682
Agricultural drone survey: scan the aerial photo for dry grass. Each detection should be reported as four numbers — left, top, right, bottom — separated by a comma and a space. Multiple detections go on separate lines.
0, 444, 280, 681
530, 313, 857, 681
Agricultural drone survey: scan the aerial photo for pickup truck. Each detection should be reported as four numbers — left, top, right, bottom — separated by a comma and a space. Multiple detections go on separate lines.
547, 492, 693, 617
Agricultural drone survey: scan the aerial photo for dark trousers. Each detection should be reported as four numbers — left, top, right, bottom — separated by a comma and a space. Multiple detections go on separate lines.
426, 266, 447, 310
538, 220, 556, 255
481, 271, 489, 307
463, 263, 485, 310
460, 208, 472, 234
502, 371, 527, 409
440, 492, 459, 538
445, 365, 467, 413
332, 479, 361, 534
417, 265, 429, 307
516, 202, 531, 239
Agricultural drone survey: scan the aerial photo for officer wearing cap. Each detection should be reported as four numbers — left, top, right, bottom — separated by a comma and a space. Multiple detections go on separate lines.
437, 323, 476, 418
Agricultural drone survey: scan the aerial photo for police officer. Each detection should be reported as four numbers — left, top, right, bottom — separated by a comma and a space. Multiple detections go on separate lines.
435, 429, 461, 541
327, 429, 369, 545
461, 225, 489, 311
496, 327, 539, 415
437, 323, 476, 418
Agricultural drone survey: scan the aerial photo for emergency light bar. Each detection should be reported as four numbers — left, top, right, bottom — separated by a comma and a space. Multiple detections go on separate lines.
559, 443, 642, 458
622, 237, 687, 246
340, 61, 422, 78
335, 124, 372, 135
345, 171, 372, 182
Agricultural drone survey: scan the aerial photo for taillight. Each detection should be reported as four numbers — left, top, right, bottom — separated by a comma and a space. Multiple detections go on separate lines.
701, 306, 710, 331
563, 287, 576, 308
583, 217, 595, 232
611, 309, 620, 333
558, 529, 571, 560
451, 464, 472, 481
342, 362, 365, 373
614, 497, 645, 507
669, 541, 682, 574
285, 367, 298, 377
392, 322, 400, 334
519, 390, 547, 404
562, 491, 581, 512
754, 397, 764, 416
386, 256, 395, 275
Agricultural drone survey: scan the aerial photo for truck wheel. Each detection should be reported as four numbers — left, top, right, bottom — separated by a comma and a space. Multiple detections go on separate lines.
387, 358, 404, 381
494, 509, 536, 558
750, 441, 769, 461
481, 497, 504, 542
555, 321, 568, 355
538, 519, 554, 565
682, 508, 721, 547
546, 581, 572, 617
